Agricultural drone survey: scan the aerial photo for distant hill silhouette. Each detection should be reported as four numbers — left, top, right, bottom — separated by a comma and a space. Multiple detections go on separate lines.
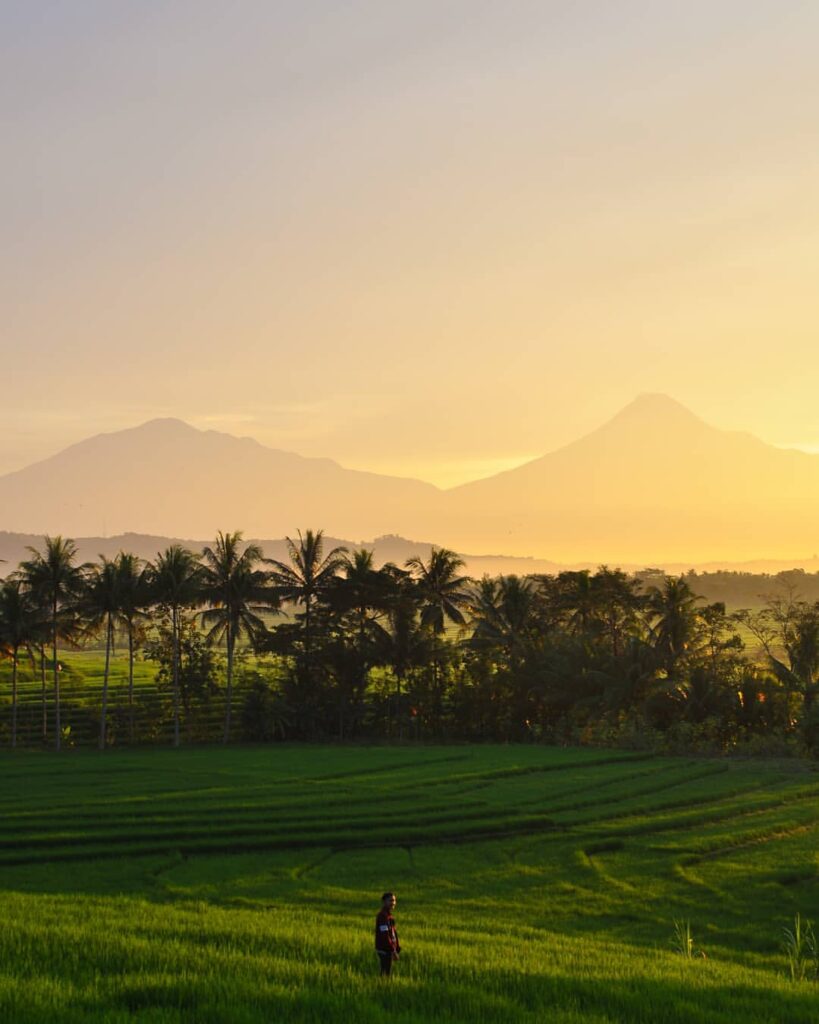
0, 530, 564, 580
2, 396, 819, 562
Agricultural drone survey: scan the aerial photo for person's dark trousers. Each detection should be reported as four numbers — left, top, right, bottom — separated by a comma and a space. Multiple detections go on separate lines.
378, 952, 393, 976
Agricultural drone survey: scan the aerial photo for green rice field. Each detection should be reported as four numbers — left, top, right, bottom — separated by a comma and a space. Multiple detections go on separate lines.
0, 649, 226, 746
1, 745, 818, 1022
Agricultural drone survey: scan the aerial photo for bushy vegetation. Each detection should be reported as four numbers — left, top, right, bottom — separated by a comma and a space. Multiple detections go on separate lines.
0, 746, 817, 1022
1, 531, 818, 753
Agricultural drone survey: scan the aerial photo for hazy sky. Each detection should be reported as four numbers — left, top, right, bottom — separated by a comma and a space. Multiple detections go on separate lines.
3, 1, 819, 486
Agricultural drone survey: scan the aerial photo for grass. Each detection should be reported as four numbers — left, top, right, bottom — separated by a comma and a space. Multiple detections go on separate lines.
781, 913, 818, 981
1, 745, 818, 1022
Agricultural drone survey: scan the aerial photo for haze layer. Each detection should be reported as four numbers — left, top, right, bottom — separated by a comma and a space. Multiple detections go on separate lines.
2, 395, 818, 563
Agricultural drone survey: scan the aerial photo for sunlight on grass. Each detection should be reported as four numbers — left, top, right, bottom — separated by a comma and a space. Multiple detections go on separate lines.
0, 746, 817, 1022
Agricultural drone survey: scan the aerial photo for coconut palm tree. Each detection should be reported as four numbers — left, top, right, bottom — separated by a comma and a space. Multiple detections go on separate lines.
265, 529, 348, 672
18, 537, 85, 751
324, 549, 396, 739
405, 547, 471, 635
646, 576, 702, 677
150, 545, 202, 747
767, 602, 819, 715
0, 579, 37, 748
405, 547, 471, 732
114, 552, 152, 744
593, 567, 645, 657
468, 574, 537, 669
374, 563, 429, 738
333, 549, 381, 628
78, 556, 120, 750
199, 531, 271, 743
327, 548, 393, 659
556, 570, 598, 637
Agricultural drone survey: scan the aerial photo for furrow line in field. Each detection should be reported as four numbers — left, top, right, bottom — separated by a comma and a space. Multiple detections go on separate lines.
0, 813, 568, 867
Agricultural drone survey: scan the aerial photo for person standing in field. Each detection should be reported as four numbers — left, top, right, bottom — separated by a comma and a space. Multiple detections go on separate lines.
375, 891, 400, 976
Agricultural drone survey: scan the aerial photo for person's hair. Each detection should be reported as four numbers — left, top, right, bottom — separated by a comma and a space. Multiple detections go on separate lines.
381, 892, 394, 902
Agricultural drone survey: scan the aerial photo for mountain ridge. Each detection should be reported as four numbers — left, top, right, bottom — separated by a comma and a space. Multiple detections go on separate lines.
4, 416, 439, 489
2, 395, 818, 562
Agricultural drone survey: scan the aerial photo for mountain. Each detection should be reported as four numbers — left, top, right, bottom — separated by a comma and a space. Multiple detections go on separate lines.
0, 419, 440, 541
2, 397, 819, 563
440, 394, 819, 561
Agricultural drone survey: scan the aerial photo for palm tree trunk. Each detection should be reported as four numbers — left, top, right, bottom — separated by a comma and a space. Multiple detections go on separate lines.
223, 626, 234, 744
40, 646, 47, 742
172, 606, 180, 748
304, 596, 312, 686
432, 654, 440, 738
352, 612, 367, 741
11, 649, 18, 749
397, 671, 404, 741
99, 613, 112, 751
304, 595, 315, 739
53, 601, 61, 752
128, 625, 135, 744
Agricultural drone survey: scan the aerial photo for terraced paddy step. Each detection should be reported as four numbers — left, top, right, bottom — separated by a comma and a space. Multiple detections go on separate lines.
1, 745, 818, 1022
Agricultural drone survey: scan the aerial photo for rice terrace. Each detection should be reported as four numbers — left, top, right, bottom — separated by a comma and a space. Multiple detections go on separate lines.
1, 744, 818, 1023
7, 2, 819, 1022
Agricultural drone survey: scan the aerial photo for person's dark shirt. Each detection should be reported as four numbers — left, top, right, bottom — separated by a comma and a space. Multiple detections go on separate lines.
375, 909, 400, 954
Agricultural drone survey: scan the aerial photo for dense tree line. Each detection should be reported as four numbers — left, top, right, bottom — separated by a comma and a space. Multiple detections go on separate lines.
0, 530, 817, 754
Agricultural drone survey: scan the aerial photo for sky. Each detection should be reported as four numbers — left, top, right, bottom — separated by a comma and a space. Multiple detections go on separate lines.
3, 0, 819, 487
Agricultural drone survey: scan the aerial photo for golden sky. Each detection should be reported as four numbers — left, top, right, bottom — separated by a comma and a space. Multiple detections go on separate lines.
3, 1, 819, 487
